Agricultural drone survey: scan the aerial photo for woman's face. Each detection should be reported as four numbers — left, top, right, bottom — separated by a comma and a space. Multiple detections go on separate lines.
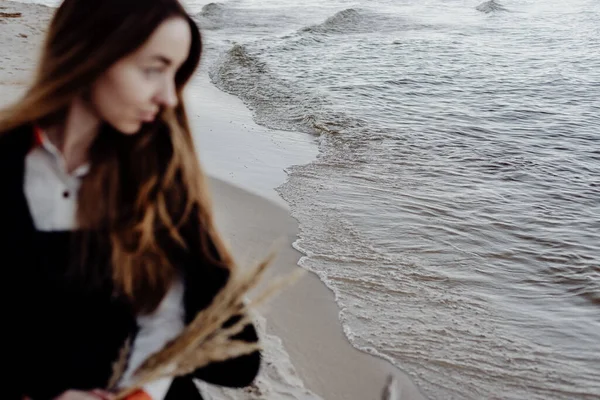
90, 17, 192, 134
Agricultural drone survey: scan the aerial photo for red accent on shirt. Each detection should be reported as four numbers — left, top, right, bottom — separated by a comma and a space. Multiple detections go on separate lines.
124, 390, 153, 400
32, 124, 44, 148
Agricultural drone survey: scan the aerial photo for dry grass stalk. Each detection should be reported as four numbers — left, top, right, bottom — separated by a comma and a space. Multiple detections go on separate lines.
107, 336, 132, 391
112, 251, 305, 399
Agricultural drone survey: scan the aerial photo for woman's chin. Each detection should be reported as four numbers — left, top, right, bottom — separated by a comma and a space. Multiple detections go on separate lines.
115, 121, 143, 135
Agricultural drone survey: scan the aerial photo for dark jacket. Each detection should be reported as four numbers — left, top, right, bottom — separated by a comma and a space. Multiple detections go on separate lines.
0, 125, 260, 399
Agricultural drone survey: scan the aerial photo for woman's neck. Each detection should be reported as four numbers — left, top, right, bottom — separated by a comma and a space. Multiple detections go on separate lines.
47, 98, 100, 174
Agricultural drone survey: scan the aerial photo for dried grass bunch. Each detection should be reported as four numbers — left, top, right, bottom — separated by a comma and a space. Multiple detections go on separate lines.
108, 249, 305, 399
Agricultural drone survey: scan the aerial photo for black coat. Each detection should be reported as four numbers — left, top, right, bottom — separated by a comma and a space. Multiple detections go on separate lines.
0, 125, 260, 399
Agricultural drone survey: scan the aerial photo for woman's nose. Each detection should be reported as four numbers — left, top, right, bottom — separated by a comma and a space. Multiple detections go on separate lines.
158, 80, 178, 108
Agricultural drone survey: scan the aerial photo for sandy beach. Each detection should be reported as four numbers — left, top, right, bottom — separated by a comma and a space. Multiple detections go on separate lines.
0, 2, 426, 399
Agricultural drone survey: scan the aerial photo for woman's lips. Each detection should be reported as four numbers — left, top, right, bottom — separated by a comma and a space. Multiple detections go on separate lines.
140, 111, 157, 122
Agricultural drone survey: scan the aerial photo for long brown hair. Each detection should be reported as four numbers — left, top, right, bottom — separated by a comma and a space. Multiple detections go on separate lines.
0, 0, 234, 314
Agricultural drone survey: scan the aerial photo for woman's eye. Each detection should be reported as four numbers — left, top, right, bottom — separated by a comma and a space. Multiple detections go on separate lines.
144, 67, 163, 77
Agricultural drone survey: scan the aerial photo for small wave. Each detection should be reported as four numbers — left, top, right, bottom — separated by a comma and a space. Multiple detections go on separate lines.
538, 264, 600, 306
198, 2, 226, 18
209, 43, 368, 138
194, 2, 228, 30
301, 8, 362, 34
476, 0, 509, 14
299, 8, 406, 35
195, 2, 281, 31
223, 43, 268, 72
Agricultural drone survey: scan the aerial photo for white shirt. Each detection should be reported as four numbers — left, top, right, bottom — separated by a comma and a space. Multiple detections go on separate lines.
24, 129, 184, 399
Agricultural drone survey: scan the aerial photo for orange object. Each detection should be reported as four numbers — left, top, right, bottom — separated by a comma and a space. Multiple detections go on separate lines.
125, 390, 153, 400
32, 124, 44, 147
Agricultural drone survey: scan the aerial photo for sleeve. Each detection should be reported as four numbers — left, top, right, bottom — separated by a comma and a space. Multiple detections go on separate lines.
191, 315, 261, 387
6, 327, 26, 399
1, 129, 29, 398
177, 205, 261, 388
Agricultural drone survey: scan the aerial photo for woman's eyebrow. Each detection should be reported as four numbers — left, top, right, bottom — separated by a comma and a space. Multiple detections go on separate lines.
149, 54, 173, 66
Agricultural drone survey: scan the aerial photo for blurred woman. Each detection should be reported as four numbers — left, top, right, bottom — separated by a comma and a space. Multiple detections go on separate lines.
0, 0, 260, 399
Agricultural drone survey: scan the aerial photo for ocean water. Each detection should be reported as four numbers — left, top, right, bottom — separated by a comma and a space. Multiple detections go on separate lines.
13, 0, 600, 399
201, 0, 600, 399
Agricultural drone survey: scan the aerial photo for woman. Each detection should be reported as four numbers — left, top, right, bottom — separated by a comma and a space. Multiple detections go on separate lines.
0, 0, 260, 399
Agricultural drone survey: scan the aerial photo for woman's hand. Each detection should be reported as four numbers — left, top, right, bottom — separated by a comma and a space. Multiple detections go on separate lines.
53, 389, 115, 400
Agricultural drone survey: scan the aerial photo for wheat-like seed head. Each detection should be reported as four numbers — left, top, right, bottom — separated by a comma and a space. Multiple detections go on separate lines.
111, 248, 305, 400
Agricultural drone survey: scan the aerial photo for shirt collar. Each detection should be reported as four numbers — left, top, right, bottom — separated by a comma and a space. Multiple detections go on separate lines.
32, 125, 91, 178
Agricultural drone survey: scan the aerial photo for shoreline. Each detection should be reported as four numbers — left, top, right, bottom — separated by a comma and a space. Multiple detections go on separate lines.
208, 178, 426, 400
0, 2, 426, 399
